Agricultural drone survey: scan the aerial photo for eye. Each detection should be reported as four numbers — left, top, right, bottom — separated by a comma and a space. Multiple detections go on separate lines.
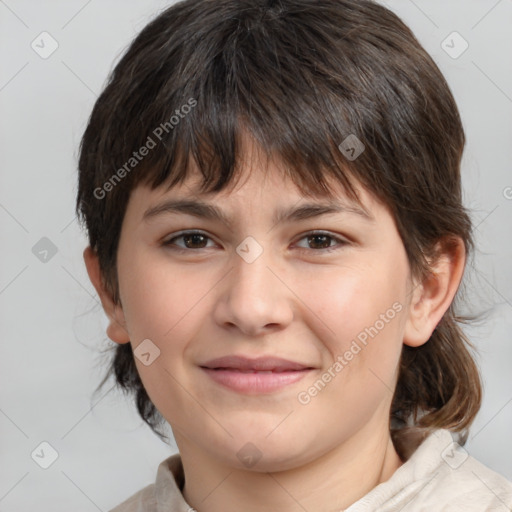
162, 230, 216, 251
293, 231, 348, 253
162, 230, 348, 254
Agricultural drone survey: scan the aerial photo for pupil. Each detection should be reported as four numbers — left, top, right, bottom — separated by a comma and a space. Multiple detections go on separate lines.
310, 235, 329, 249
185, 234, 206, 248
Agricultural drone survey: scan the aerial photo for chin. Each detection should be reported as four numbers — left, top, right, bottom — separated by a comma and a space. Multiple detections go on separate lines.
213, 431, 315, 473
233, 447, 318, 474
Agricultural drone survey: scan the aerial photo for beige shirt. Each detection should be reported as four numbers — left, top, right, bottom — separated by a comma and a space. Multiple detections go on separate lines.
110, 429, 512, 511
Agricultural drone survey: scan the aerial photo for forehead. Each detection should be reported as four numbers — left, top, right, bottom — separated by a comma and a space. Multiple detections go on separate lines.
127, 171, 388, 240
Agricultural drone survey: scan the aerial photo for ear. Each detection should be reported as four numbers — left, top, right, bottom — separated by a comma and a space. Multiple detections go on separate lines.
83, 246, 130, 345
403, 237, 466, 348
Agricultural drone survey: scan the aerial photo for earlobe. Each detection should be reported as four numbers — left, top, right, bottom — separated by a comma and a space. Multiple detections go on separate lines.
83, 246, 131, 345
403, 237, 466, 348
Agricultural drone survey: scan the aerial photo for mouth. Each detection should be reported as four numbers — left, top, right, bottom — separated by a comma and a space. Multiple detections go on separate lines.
199, 355, 315, 394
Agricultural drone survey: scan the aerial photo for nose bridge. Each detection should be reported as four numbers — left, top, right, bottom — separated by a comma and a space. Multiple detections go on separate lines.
214, 235, 293, 334
231, 234, 275, 302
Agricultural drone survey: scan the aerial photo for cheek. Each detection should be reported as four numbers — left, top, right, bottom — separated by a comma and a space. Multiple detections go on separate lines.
298, 259, 406, 405
117, 254, 222, 396
118, 251, 208, 343
119, 258, 214, 426
302, 261, 405, 351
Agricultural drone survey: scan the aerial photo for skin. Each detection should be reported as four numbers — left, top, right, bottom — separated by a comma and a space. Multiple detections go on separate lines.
84, 132, 466, 511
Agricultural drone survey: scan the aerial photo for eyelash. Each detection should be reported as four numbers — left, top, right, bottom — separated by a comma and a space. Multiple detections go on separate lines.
161, 230, 348, 254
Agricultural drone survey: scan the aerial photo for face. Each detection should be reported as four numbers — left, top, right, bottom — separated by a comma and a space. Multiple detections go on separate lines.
112, 137, 416, 472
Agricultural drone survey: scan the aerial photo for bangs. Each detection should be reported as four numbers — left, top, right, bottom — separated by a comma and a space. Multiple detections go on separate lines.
138, 117, 363, 204
101, 2, 388, 208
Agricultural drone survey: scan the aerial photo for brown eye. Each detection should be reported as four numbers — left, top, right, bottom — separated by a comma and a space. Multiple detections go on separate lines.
162, 231, 214, 250
306, 234, 333, 249
161, 230, 348, 254
294, 231, 348, 253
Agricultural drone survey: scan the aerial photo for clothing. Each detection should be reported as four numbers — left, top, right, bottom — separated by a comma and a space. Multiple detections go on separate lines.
110, 429, 512, 511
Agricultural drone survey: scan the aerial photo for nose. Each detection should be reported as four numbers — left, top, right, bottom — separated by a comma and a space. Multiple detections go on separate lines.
212, 241, 294, 337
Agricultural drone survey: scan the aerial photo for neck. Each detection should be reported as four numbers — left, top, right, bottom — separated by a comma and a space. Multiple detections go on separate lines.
178, 423, 403, 512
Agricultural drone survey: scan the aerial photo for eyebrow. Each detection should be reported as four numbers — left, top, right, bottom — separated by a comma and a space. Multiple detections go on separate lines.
142, 198, 374, 228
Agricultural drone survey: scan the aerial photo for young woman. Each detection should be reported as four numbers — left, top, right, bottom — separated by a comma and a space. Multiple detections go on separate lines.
77, 0, 512, 509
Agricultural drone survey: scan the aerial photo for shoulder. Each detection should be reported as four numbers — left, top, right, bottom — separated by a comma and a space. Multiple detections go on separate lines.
398, 430, 512, 511
430, 447, 512, 512
108, 454, 183, 512
423, 443, 512, 511
347, 429, 512, 512
109, 483, 157, 512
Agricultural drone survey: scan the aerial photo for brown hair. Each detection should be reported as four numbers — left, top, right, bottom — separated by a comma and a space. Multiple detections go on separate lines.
75, 0, 482, 454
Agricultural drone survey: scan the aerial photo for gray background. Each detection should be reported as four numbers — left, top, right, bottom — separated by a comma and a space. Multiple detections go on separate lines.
0, 0, 511, 510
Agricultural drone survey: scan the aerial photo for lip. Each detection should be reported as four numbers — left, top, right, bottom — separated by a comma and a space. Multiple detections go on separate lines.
199, 355, 315, 394
201, 355, 312, 372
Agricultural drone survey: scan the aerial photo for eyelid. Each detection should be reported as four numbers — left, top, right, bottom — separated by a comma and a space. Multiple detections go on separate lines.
162, 229, 218, 249
293, 230, 349, 251
161, 229, 350, 253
